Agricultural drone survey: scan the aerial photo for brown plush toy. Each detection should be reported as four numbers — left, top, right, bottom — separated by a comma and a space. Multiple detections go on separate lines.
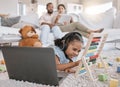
19, 25, 42, 47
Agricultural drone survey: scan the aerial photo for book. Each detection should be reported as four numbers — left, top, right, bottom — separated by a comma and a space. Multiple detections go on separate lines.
58, 14, 72, 25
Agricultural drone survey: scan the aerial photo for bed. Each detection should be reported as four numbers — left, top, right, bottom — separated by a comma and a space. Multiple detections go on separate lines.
0, 26, 120, 48
102, 29, 120, 49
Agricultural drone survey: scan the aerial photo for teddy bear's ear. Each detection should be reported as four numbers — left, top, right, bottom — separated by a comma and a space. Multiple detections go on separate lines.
31, 27, 36, 33
19, 28, 23, 34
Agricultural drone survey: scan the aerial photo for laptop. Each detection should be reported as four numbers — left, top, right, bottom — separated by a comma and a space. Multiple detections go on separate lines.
1, 47, 67, 86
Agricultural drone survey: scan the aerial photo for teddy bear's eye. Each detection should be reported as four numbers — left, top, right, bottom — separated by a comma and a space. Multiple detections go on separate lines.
30, 31, 34, 33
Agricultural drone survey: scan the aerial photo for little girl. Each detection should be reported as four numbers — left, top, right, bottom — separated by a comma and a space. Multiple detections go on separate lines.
53, 32, 83, 73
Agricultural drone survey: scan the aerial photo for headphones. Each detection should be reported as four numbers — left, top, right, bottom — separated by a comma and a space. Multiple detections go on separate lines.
60, 32, 83, 51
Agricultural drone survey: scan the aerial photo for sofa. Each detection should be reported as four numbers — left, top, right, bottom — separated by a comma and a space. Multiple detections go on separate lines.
0, 7, 120, 47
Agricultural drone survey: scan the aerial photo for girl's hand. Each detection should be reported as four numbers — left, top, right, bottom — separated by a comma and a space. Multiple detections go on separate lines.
74, 60, 81, 66
64, 60, 81, 73
64, 68, 76, 73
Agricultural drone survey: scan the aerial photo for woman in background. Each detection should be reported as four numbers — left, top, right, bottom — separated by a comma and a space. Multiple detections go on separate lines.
54, 4, 104, 38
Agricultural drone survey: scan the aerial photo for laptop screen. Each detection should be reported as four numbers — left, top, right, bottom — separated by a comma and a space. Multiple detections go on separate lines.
2, 46, 59, 86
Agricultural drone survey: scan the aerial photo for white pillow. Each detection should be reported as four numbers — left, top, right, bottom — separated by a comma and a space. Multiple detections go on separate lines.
113, 11, 120, 28
20, 13, 40, 27
78, 7, 116, 29
69, 13, 79, 22
12, 21, 38, 29
95, 7, 116, 28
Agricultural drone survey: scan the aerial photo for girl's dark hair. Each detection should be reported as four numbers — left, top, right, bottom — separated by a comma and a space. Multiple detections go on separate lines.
57, 4, 66, 10
54, 32, 83, 51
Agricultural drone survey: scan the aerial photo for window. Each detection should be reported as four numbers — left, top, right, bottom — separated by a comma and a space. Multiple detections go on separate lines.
67, 3, 83, 14
18, 2, 26, 16
37, 5, 46, 17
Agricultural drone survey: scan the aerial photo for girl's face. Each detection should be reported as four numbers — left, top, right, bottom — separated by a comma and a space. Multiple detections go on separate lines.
65, 40, 82, 59
58, 6, 65, 14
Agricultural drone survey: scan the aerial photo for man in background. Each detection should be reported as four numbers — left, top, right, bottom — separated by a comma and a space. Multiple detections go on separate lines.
39, 2, 63, 47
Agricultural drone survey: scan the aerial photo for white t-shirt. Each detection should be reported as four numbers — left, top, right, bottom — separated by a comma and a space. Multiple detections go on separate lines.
39, 13, 56, 25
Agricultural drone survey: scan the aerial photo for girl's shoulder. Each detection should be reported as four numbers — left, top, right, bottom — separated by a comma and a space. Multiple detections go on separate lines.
53, 46, 62, 54
53, 46, 69, 64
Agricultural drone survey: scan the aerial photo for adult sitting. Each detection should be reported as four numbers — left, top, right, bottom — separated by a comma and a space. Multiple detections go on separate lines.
39, 3, 103, 46
39, 2, 63, 46
54, 4, 104, 38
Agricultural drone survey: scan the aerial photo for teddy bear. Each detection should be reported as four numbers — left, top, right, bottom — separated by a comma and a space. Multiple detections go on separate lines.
19, 25, 42, 47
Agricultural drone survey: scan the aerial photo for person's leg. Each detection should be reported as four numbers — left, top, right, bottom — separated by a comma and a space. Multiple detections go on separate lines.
59, 22, 90, 37
59, 22, 103, 37
51, 26, 64, 39
75, 30, 89, 38
59, 22, 90, 32
40, 25, 50, 46
60, 22, 103, 33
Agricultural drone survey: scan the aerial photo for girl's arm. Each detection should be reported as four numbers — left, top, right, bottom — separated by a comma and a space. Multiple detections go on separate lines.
55, 56, 80, 71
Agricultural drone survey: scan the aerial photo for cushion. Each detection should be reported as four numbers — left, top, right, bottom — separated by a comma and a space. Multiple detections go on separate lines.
20, 13, 40, 28
1, 16, 20, 27
0, 14, 9, 18
78, 7, 116, 29
12, 21, 39, 29
69, 13, 79, 22
113, 11, 120, 28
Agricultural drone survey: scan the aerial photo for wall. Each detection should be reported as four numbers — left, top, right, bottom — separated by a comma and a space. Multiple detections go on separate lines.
81, 0, 112, 6
80, 0, 112, 9
1, 0, 118, 16
57, 0, 81, 6
20, 0, 80, 9
0, 0, 18, 16
113, 0, 120, 12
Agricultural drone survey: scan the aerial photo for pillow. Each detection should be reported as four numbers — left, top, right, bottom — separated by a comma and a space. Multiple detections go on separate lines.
0, 14, 9, 18
78, 7, 116, 29
20, 13, 39, 28
1, 16, 20, 27
95, 7, 116, 28
113, 11, 120, 28
69, 13, 79, 22
12, 21, 39, 29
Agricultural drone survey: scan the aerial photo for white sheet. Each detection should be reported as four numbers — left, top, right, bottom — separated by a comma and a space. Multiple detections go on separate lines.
102, 29, 120, 42
0, 26, 20, 35
0, 26, 120, 43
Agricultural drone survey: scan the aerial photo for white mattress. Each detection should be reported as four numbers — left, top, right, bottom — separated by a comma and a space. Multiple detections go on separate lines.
0, 26, 21, 43
0, 26, 20, 35
102, 29, 120, 42
0, 26, 41, 42
0, 26, 120, 43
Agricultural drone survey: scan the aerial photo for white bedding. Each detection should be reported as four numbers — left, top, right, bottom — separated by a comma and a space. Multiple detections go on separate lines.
0, 26, 120, 43
102, 29, 120, 42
